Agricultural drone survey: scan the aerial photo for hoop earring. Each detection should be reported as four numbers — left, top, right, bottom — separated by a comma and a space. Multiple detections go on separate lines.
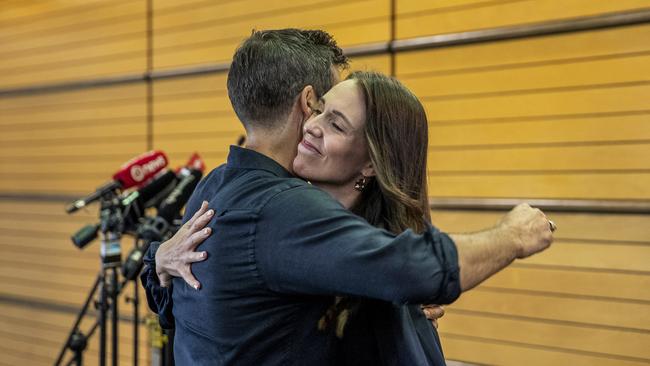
354, 176, 367, 192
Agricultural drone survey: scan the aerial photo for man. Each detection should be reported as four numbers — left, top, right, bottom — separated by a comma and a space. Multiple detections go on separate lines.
142, 29, 554, 365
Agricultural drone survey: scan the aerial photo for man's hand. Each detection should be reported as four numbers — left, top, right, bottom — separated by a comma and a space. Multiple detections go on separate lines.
498, 203, 554, 259
422, 305, 445, 329
156, 200, 214, 289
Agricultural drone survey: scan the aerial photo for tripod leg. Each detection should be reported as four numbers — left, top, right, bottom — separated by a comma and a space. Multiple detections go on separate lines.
55, 274, 101, 366
99, 270, 107, 366
111, 267, 119, 366
134, 277, 140, 366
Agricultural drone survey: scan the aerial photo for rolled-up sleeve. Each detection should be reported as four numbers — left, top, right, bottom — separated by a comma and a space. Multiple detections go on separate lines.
255, 186, 461, 305
141, 241, 175, 329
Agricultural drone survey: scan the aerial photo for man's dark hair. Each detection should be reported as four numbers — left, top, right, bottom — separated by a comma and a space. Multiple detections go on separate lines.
227, 29, 348, 130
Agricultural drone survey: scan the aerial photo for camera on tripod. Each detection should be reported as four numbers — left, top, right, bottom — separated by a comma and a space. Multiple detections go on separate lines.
56, 151, 205, 366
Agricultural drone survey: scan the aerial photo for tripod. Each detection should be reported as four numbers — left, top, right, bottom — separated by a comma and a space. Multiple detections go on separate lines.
55, 193, 141, 366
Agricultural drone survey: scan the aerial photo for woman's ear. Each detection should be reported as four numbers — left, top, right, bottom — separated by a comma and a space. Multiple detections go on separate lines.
299, 85, 318, 120
361, 162, 376, 178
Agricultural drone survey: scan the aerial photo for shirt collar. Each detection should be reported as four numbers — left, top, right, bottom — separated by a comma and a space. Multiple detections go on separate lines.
227, 145, 294, 178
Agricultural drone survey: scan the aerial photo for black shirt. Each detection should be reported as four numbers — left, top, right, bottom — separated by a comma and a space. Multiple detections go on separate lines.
142, 146, 460, 365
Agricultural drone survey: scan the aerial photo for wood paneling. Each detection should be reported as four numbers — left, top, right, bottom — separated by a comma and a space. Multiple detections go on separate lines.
152, 0, 390, 69
0, 1, 146, 88
441, 311, 650, 360
396, 0, 650, 39
1, 1, 648, 365
441, 333, 649, 366
397, 24, 650, 201
0, 83, 147, 195
0, 302, 149, 366
0, 200, 151, 365
431, 208, 650, 365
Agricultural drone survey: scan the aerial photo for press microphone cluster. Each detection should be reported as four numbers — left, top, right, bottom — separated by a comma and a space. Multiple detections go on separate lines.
67, 151, 206, 250
58, 150, 207, 366
122, 163, 204, 280
66, 151, 169, 214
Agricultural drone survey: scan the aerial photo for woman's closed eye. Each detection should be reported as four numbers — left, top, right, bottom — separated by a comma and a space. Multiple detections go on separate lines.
330, 121, 344, 132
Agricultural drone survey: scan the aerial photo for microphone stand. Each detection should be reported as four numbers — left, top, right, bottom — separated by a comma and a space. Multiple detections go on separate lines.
98, 193, 124, 366
55, 192, 130, 366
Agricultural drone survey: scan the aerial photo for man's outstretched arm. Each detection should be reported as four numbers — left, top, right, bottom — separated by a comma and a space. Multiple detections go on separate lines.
152, 198, 553, 303
451, 203, 554, 291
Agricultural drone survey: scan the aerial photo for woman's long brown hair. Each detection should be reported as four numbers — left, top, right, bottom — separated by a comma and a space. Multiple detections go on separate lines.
319, 71, 432, 338
350, 70, 431, 234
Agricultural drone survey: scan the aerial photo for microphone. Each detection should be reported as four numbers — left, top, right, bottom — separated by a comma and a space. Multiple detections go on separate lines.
158, 168, 203, 224
112, 150, 169, 189
66, 151, 169, 214
71, 223, 100, 249
124, 167, 204, 280
120, 169, 179, 231
182, 152, 206, 173
123, 152, 206, 215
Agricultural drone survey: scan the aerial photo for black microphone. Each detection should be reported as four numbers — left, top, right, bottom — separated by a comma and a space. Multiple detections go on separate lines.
122, 245, 149, 281
71, 224, 100, 249
120, 169, 179, 231
123, 168, 203, 280
70, 170, 179, 249
158, 168, 203, 224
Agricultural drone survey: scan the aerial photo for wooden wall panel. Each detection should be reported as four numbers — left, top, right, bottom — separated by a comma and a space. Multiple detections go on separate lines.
397, 24, 650, 201
0, 83, 147, 195
397, 24, 650, 77
442, 312, 650, 360
440, 334, 649, 366
431, 208, 650, 365
0, 200, 151, 365
396, 0, 650, 39
0, 1, 146, 88
152, 0, 390, 69
1, 1, 648, 365
152, 73, 242, 169
1, 302, 149, 366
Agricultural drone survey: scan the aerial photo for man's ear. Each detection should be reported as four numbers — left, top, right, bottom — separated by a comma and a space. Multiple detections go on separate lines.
361, 161, 376, 178
299, 85, 318, 120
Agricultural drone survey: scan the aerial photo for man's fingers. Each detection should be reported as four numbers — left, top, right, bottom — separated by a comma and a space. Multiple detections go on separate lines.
422, 305, 445, 320
183, 250, 208, 264
191, 208, 214, 234
187, 200, 209, 227
180, 268, 201, 290
185, 227, 212, 250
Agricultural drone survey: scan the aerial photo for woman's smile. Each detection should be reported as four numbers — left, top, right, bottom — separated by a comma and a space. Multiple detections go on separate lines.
299, 139, 322, 155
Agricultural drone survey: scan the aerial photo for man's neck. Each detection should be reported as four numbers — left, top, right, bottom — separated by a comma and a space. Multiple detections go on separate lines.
245, 133, 298, 175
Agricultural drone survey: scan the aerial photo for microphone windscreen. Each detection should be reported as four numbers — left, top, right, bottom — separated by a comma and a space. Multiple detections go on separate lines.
112, 150, 168, 189
136, 170, 179, 209
157, 169, 203, 224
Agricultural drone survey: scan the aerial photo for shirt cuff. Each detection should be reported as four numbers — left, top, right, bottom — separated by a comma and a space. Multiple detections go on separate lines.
427, 226, 461, 305
140, 241, 176, 329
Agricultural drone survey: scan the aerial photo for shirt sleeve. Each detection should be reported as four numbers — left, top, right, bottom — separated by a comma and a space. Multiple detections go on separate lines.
140, 241, 175, 329
255, 185, 461, 305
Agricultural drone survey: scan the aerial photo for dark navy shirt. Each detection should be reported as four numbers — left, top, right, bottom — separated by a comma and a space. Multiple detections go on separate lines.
142, 146, 460, 365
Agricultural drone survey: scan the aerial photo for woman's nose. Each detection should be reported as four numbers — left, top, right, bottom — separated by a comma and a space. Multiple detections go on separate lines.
304, 119, 323, 138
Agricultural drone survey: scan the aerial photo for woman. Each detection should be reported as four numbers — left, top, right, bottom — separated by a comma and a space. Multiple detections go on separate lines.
147, 71, 447, 365
295, 71, 446, 365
